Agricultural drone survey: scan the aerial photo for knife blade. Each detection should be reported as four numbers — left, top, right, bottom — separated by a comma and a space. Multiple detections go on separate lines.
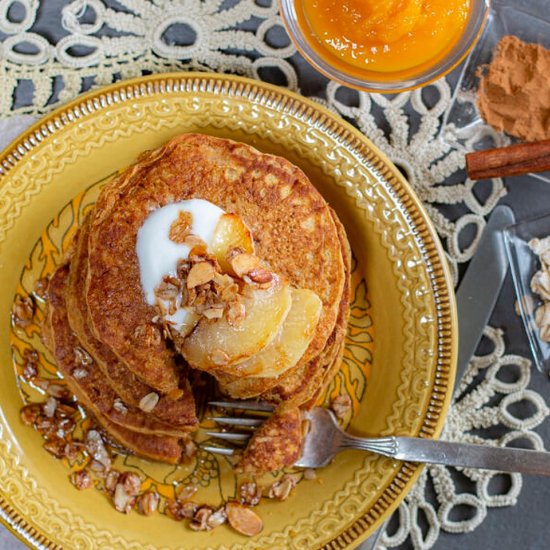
359, 205, 516, 550
455, 204, 515, 386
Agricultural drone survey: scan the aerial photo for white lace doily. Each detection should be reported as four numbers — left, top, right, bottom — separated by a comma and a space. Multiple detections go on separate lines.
1, 2, 548, 549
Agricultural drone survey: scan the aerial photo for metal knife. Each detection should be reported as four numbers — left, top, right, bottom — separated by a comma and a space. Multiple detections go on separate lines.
360, 204, 516, 550
455, 204, 515, 386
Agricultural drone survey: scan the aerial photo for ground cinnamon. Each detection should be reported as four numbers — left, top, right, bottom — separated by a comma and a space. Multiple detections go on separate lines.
477, 36, 550, 142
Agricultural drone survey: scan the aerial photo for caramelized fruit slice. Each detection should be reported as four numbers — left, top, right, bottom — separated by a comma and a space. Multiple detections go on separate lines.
229, 288, 322, 378
182, 276, 291, 370
210, 213, 254, 274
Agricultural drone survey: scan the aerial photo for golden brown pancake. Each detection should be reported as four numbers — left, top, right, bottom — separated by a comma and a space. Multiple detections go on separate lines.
66, 219, 197, 430
85, 134, 345, 391
235, 407, 302, 474
45, 264, 185, 462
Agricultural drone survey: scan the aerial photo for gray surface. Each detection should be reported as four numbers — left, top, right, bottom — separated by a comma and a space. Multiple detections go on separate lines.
2, 0, 550, 548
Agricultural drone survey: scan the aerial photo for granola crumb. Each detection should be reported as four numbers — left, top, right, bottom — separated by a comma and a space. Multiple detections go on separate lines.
268, 474, 298, 501
12, 295, 34, 328
303, 468, 317, 481
137, 491, 160, 516
70, 470, 93, 490
330, 394, 352, 420
33, 277, 49, 300
239, 481, 262, 506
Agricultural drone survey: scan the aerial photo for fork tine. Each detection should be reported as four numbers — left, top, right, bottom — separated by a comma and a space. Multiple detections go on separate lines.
208, 400, 275, 412
204, 431, 250, 442
202, 445, 235, 456
208, 416, 263, 427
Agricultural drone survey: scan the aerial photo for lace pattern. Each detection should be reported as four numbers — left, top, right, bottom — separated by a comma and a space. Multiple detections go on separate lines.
0, 2, 547, 549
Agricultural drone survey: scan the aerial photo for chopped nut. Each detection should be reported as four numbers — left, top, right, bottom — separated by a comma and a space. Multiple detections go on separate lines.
33, 277, 49, 299
34, 414, 56, 434
105, 470, 120, 493
176, 484, 198, 501
72, 367, 88, 380
133, 324, 161, 346
119, 472, 141, 497
331, 394, 352, 419
227, 300, 246, 326
21, 349, 39, 381
220, 282, 239, 302
247, 268, 273, 285
12, 295, 34, 328
137, 491, 159, 516
169, 211, 193, 243
64, 441, 83, 461
85, 430, 112, 471
74, 346, 93, 366
113, 482, 135, 513
210, 348, 230, 366
202, 306, 224, 319
43, 437, 67, 458
168, 499, 198, 520
225, 502, 263, 536
230, 253, 260, 278
183, 437, 198, 459
112, 398, 128, 415
70, 470, 93, 490
43, 397, 57, 418
20, 403, 42, 425
239, 481, 262, 506
207, 507, 227, 528
303, 468, 317, 481
155, 277, 181, 301
139, 392, 159, 412
189, 506, 215, 531
46, 383, 71, 400
268, 474, 298, 501
187, 262, 216, 288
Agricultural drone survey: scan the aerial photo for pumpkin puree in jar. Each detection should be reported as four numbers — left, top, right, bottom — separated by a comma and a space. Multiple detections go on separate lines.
302, 0, 470, 72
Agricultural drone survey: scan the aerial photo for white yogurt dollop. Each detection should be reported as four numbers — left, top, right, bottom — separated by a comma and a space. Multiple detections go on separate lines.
136, 199, 225, 330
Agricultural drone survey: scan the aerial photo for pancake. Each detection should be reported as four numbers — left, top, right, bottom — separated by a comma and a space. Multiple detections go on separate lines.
45, 264, 185, 461
216, 208, 351, 407
66, 219, 197, 430
85, 134, 345, 391
235, 407, 302, 474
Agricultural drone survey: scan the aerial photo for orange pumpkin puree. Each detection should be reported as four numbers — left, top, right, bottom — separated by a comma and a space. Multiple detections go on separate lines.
302, 0, 470, 72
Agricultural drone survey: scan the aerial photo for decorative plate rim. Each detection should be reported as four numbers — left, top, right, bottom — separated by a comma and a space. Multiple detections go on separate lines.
0, 72, 457, 550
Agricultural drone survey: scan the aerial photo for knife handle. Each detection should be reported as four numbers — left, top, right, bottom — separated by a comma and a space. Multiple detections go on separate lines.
359, 436, 550, 476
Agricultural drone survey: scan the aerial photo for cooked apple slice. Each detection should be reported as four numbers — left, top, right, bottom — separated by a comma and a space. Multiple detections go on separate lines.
210, 213, 254, 274
227, 288, 322, 378
181, 276, 291, 371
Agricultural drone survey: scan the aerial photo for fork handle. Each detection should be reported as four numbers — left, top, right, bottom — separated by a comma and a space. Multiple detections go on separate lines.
343, 436, 550, 476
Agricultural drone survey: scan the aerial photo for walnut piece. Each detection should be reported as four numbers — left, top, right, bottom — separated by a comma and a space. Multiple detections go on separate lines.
85, 430, 112, 471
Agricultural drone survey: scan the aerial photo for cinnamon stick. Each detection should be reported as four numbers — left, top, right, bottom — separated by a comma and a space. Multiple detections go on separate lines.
466, 139, 550, 180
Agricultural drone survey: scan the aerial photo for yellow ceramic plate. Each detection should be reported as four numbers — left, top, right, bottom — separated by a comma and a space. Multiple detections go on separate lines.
0, 73, 456, 549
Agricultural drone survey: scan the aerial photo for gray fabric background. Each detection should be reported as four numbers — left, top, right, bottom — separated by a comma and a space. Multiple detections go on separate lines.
1, 0, 550, 548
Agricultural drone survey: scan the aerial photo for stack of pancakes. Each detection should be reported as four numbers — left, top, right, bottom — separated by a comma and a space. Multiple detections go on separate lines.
44, 134, 350, 472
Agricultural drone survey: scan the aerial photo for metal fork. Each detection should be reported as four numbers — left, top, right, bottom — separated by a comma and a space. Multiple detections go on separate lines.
204, 401, 550, 475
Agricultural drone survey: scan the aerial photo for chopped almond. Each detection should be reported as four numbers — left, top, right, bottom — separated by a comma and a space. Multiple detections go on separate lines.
187, 262, 216, 288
